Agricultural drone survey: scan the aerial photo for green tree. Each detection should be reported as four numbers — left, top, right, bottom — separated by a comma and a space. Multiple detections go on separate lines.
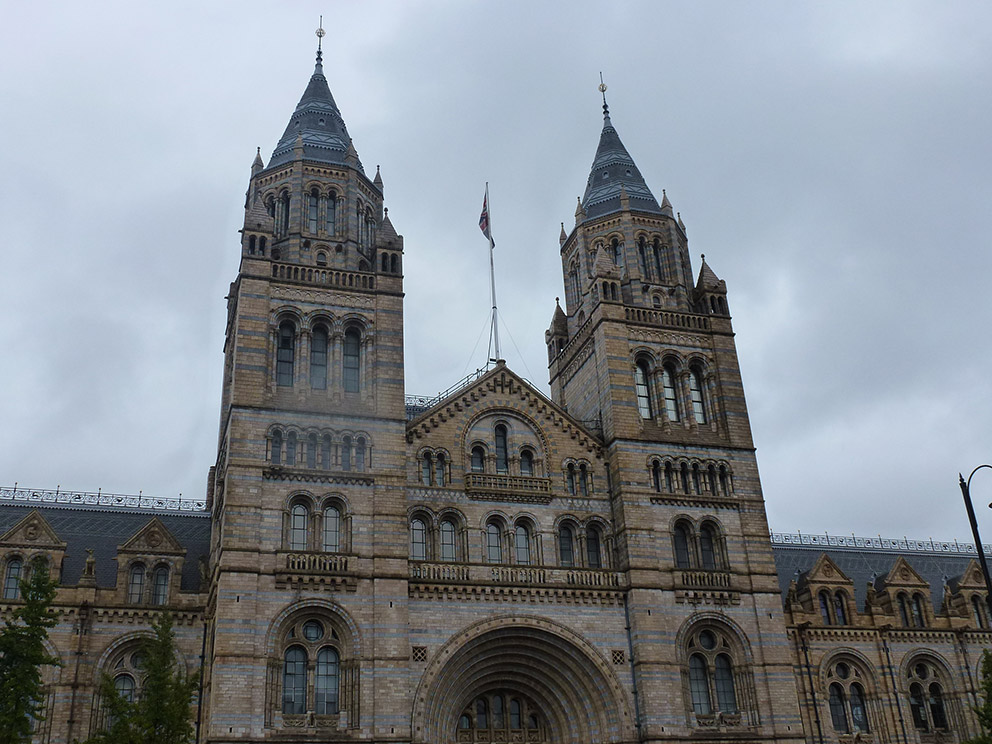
967, 649, 992, 744
0, 561, 60, 744
85, 612, 198, 744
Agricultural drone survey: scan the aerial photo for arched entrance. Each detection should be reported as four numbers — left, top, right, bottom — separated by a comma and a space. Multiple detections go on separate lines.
412, 616, 636, 744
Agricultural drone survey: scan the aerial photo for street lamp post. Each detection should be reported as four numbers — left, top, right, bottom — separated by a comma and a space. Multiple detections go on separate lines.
959, 465, 992, 621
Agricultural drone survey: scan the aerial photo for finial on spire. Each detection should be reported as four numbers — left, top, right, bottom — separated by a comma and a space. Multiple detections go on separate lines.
598, 72, 611, 122
315, 17, 325, 69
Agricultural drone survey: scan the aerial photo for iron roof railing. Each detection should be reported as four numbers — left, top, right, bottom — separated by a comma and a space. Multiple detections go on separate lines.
770, 531, 992, 556
1, 485, 207, 513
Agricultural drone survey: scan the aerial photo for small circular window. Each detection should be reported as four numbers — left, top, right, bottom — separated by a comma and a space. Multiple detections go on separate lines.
303, 620, 324, 641
835, 662, 850, 679
699, 630, 716, 650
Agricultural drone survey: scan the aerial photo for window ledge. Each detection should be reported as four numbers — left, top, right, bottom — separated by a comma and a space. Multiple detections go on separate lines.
465, 473, 553, 504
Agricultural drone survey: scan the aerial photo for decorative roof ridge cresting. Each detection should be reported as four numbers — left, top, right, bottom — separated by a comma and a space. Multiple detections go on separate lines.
1, 486, 208, 514
770, 530, 992, 556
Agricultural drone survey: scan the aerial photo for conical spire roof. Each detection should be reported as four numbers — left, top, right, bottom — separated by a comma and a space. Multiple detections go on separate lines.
269, 49, 364, 172
581, 106, 661, 220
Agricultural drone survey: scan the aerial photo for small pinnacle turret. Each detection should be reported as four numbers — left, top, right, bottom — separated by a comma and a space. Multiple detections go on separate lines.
373, 165, 384, 190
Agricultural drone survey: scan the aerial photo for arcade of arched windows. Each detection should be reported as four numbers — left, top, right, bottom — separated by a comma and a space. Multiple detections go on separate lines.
679, 620, 759, 728
816, 589, 853, 627
2, 553, 57, 600
302, 186, 340, 239
561, 458, 594, 497
893, 591, 932, 629
634, 234, 671, 285
92, 637, 154, 733
407, 509, 612, 569
902, 656, 960, 736
466, 421, 546, 479
818, 655, 879, 738
245, 233, 269, 257
633, 352, 716, 429
649, 457, 734, 498
268, 426, 372, 473
265, 607, 360, 730
457, 691, 549, 743
270, 315, 371, 395
417, 448, 453, 487
379, 250, 401, 275
284, 493, 352, 554
671, 518, 729, 572
120, 560, 175, 606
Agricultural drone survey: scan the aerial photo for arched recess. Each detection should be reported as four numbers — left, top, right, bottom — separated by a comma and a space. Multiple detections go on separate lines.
411, 615, 636, 744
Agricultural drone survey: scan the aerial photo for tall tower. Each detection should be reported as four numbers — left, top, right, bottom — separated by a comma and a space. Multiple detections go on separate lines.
547, 95, 804, 743
204, 37, 409, 741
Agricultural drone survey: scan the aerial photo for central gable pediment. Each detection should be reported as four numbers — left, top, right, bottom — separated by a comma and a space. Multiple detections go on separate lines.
118, 517, 185, 556
0, 510, 65, 549
406, 363, 602, 456
879, 556, 929, 590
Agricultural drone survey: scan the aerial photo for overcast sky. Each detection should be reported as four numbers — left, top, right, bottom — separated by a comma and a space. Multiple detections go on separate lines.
1, 1, 990, 542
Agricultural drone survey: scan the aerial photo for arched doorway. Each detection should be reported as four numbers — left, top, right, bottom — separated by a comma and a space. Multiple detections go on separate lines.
412, 616, 635, 744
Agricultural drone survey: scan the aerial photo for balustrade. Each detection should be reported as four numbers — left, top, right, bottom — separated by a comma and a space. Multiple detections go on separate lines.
409, 561, 624, 589
282, 551, 351, 574
270, 262, 375, 291
678, 569, 732, 589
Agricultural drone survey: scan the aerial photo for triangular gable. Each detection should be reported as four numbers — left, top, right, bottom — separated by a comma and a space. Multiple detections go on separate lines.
118, 517, 185, 556
805, 553, 853, 586
950, 559, 986, 591
879, 556, 930, 589
0, 510, 65, 549
406, 363, 602, 455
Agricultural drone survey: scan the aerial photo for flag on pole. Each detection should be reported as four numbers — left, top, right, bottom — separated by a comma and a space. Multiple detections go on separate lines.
479, 190, 494, 246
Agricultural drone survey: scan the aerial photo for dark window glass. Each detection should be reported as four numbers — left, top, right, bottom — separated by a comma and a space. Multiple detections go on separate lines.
674, 524, 692, 568
290, 505, 308, 551
899, 594, 911, 627
277, 322, 295, 386
559, 526, 575, 567
127, 564, 144, 604
471, 446, 485, 472
714, 654, 737, 712
974, 595, 987, 628
343, 328, 360, 393
928, 682, 947, 729
311, 326, 328, 389
282, 646, 307, 714
520, 450, 533, 477
421, 454, 432, 485
690, 369, 706, 423
152, 567, 168, 606
486, 523, 502, 563
834, 593, 847, 625
476, 699, 488, 729
699, 524, 717, 570
411, 519, 427, 560
912, 594, 927, 627
356, 437, 366, 472
315, 647, 339, 714
271, 430, 283, 465
689, 654, 712, 715
286, 431, 297, 466
341, 436, 352, 471
321, 435, 331, 469
579, 464, 589, 497
819, 592, 832, 625
829, 683, 850, 733
586, 527, 602, 568
114, 674, 136, 704
652, 461, 661, 492
3, 559, 22, 600
662, 365, 680, 421
850, 683, 869, 732
440, 520, 456, 561
909, 683, 929, 731
326, 194, 336, 234
515, 525, 530, 565
492, 695, 504, 727
665, 463, 674, 492
566, 464, 576, 495
435, 453, 446, 486
635, 361, 653, 418
495, 425, 508, 474
510, 699, 522, 728
308, 193, 318, 233
323, 506, 340, 552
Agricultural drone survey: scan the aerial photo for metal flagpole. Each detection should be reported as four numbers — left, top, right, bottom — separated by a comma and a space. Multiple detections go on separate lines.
486, 182, 501, 362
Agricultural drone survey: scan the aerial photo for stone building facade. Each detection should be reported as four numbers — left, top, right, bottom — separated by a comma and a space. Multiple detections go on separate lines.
1, 43, 990, 744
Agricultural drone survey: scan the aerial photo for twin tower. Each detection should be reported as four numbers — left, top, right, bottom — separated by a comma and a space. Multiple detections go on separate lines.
203, 42, 802, 744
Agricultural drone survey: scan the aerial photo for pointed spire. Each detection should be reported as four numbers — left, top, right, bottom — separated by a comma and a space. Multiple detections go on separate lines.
251, 146, 264, 175
551, 297, 567, 333
580, 87, 662, 220
678, 211, 686, 232
378, 207, 398, 243
559, 222, 567, 246
696, 253, 725, 292
660, 189, 674, 217
574, 196, 585, 225
373, 164, 383, 191
268, 25, 362, 171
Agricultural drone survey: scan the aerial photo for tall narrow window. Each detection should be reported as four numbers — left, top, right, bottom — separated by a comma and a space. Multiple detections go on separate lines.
3, 558, 22, 600
471, 446, 485, 473
311, 326, 328, 389
689, 655, 712, 715
114, 674, 136, 704
651, 461, 661, 491
440, 520, 457, 561
692, 464, 702, 494
286, 431, 297, 466
674, 524, 691, 568
634, 361, 653, 418
559, 526, 575, 567
928, 683, 948, 729
850, 683, 869, 732
714, 654, 737, 712
343, 328, 360, 393
912, 594, 927, 627
495, 425, 508, 474
708, 465, 717, 495
899, 594, 911, 627
326, 194, 336, 235
290, 505, 308, 551
486, 523, 502, 563
611, 238, 623, 268
829, 684, 850, 733
321, 434, 332, 469
566, 464, 576, 496
152, 566, 169, 606
421, 454, 432, 485
410, 518, 427, 560
308, 191, 319, 233
248, 235, 256, 254
476, 699, 488, 728
637, 239, 648, 277
662, 364, 680, 421
510, 699, 522, 729
306, 434, 317, 469
280, 193, 290, 235
719, 466, 730, 495
690, 369, 707, 423
834, 593, 848, 625
665, 462, 674, 492
356, 437, 366, 472
586, 526, 602, 568
579, 464, 589, 497
652, 240, 663, 279
271, 430, 283, 465
341, 436, 352, 471
974, 595, 987, 628
699, 524, 717, 570
277, 322, 295, 386
259, 236, 267, 255
323, 505, 340, 552
282, 646, 307, 714
909, 683, 928, 731
681, 463, 690, 494
315, 648, 340, 714
128, 564, 145, 604
819, 591, 832, 625
492, 695, 504, 727
435, 453, 446, 486
515, 525, 530, 565
520, 450, 534, 477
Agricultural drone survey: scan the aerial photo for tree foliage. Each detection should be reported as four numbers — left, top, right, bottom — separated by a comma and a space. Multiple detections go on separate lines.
0, 562, 60, 744
966, 649, 992, 744
85, 612, 198, 744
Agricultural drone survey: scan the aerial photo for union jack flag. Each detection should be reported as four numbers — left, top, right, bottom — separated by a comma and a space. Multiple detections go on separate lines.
479, 191, 494, 245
